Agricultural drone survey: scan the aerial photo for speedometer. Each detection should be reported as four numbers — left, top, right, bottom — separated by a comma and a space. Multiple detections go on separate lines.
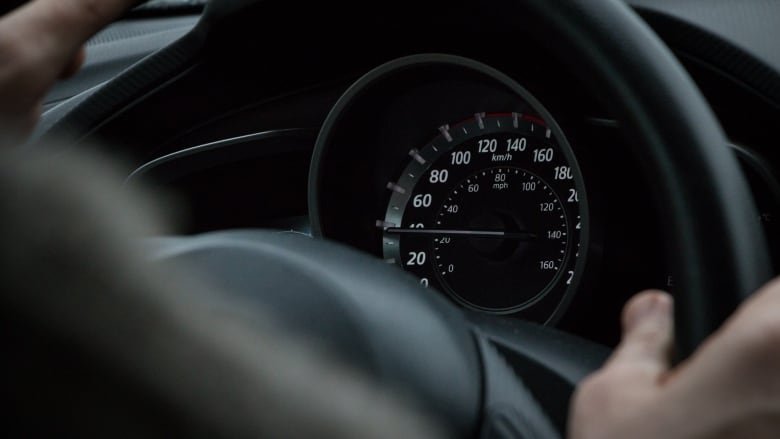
311, 54, 590, 323
381, 112, 583, 313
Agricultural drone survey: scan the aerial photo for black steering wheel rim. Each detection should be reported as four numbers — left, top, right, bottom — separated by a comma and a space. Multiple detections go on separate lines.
29, 0, 773, 436
510, 0, 772, 355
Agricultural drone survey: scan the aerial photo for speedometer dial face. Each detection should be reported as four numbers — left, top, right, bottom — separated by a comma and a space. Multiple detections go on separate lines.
382, 113, 583, 313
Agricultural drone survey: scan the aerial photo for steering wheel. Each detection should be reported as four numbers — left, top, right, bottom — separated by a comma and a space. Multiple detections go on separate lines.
26, 0, 772, 437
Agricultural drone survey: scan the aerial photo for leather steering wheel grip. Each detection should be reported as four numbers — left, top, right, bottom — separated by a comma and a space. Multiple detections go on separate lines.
507, 0, 772, 356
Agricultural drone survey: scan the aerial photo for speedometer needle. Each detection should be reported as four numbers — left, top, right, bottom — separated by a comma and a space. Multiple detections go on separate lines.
385, 228, 537, 240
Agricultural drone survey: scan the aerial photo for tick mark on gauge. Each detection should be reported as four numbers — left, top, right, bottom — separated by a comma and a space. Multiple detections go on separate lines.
439, 124, 453, 142
409, 149, 426, 165
545, 128, 552, 139
386, 182, 407, 194
376, 220, 397, 228
512, 112, 520, 128
385, 258, 397, 264
475, 112, 486, 129
432, 146, 439, 152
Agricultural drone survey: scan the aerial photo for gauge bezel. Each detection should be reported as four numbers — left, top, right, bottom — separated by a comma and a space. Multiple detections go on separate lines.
310, 54, 590, 324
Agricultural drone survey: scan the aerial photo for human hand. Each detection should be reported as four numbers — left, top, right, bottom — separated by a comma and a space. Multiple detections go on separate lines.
569, 281, 780, 438
0, 0, 139, 143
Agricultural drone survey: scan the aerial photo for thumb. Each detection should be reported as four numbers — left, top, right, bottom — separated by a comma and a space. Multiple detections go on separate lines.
605, 291, 674, 382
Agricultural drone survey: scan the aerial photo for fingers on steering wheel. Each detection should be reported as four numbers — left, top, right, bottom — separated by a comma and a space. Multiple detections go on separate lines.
0, 0, 135, 77
17, 0, 137, 44
60, 47, 86, 79
606, 291, 674, 383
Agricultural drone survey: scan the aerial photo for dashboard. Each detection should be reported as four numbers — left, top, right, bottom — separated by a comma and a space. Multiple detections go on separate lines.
38, 0, 780, 348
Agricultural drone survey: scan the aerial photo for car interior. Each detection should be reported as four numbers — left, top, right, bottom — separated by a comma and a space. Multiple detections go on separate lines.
11, 0, 780, 437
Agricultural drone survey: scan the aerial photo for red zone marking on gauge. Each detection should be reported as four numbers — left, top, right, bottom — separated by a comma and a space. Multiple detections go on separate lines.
519, 114, 547, 125
449, 113, 548, 129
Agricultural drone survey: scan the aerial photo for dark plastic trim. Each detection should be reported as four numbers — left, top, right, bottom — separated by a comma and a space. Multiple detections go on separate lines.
126, 128, 316, 185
